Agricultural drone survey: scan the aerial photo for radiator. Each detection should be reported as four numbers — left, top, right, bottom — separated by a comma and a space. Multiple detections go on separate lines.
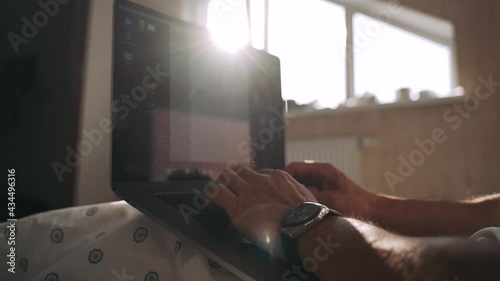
286, 137, 362, 183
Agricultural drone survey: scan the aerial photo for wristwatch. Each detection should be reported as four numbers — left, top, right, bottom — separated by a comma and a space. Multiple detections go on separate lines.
279, 202, 343, 280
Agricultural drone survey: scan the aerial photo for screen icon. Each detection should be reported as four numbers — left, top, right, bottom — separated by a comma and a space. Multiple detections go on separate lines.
125, 17, 133, 28
124, 52, 134, 61
147, 23, 156, 33
139, 20, 146, 30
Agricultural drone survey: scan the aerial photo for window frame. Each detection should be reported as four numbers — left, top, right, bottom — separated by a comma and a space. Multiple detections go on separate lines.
247, 0, 458, 104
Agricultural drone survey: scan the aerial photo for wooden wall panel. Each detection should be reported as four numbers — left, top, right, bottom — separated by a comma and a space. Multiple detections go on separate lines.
287, 96, 500, 200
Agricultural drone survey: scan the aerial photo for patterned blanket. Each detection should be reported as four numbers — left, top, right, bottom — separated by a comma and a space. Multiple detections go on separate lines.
0, 201, 239, 281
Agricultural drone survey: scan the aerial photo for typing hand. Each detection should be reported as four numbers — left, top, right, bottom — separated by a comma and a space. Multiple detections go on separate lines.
285, 162, 377, 219
210, 165, 316, 256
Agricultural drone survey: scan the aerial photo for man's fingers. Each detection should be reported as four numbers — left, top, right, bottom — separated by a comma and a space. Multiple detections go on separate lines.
284, 162, 338, 188
284, 162, 328, 183
216, 168, 248, 195
256, 168, 274, 175
209, 183, 237, 215
285, 162, 325, 178
233, 165, 263, 182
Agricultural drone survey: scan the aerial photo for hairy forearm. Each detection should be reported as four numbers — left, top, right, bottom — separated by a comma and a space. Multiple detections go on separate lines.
297, 216, 500, 281
367, 194, 500, 236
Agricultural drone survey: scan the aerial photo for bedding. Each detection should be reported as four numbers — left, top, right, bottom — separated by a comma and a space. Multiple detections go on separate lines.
1, 201, 499, 281
0, 201, 240, 281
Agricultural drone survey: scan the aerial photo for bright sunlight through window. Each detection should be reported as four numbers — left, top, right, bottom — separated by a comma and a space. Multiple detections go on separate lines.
353, 13, 453, 103
268, 0, 346, 109
206, 0, 456, 109
206, 0, 267, 51
206, 0, 250, 51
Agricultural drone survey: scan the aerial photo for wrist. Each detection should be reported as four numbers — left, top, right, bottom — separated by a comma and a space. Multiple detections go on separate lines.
296, 215, 338, 252
279, 203, 344, 280
295, 216, 345, 278
362, 193, 392, 222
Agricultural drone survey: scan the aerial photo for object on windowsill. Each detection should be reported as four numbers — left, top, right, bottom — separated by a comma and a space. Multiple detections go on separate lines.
449, 86, 465, 97
357, 92, 379, 106
418, 90, 436, 100
339, 97, 357, 108
338, 92, 379, 108
286, 99, 319, 112
396, 87, 412, 102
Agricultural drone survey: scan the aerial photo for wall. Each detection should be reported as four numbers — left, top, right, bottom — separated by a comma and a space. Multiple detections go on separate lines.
1, 0, 88, 218
74, 0, 117, 205
287, 0, 500, 200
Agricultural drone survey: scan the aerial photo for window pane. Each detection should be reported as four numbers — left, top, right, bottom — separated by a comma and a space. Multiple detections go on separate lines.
249, 0, 266, 50
268, 0, 346, 109
353, 13, 453, 103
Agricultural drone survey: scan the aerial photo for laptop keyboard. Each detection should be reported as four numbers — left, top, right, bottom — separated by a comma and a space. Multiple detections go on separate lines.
157, 193, 231, 230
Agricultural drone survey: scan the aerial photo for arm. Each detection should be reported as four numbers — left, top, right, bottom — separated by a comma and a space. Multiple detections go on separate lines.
285, 162, 500, 236
211, 165, 500, 281
369, 194, 500, 236
297, 215, 500, 281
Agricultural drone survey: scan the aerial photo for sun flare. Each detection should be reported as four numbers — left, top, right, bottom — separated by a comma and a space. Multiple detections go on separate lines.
206, 0, 252, 52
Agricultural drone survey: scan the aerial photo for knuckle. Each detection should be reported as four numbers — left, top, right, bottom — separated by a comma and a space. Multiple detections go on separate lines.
270, 170, 290, 184
320, 162, 334, 170
272, 169, 286, 177
216, 170, 231, 184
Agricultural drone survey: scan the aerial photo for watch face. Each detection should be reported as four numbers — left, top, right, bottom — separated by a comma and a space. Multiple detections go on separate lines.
282, 203, 322, 227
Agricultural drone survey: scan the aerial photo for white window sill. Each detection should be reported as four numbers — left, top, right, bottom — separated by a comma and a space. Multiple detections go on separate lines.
286, 95, 468, 118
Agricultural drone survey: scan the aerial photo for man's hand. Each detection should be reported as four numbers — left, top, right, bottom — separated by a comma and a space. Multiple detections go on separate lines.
285, 162, 377, 219
210, 165, 316, 255
207, 164, 500, 281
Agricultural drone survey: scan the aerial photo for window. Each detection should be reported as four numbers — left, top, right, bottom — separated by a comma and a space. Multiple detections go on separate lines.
352, 13, 454, 103
206, 0, 457, 109
268, 0, 346, 108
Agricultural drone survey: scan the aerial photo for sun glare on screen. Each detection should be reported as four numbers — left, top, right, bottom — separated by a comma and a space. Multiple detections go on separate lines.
206, 0, 258, 52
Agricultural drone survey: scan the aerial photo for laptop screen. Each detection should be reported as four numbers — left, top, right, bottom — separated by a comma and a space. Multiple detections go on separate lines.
112, 0, 284, 182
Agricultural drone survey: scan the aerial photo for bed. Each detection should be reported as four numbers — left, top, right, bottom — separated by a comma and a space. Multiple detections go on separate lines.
1, 201, 240, 281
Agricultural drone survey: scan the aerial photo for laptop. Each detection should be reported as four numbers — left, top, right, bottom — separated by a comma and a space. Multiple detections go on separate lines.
111, 0, 290, 280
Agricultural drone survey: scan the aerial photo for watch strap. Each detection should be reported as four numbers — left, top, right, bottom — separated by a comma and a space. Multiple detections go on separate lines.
280, 209, 343, 281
